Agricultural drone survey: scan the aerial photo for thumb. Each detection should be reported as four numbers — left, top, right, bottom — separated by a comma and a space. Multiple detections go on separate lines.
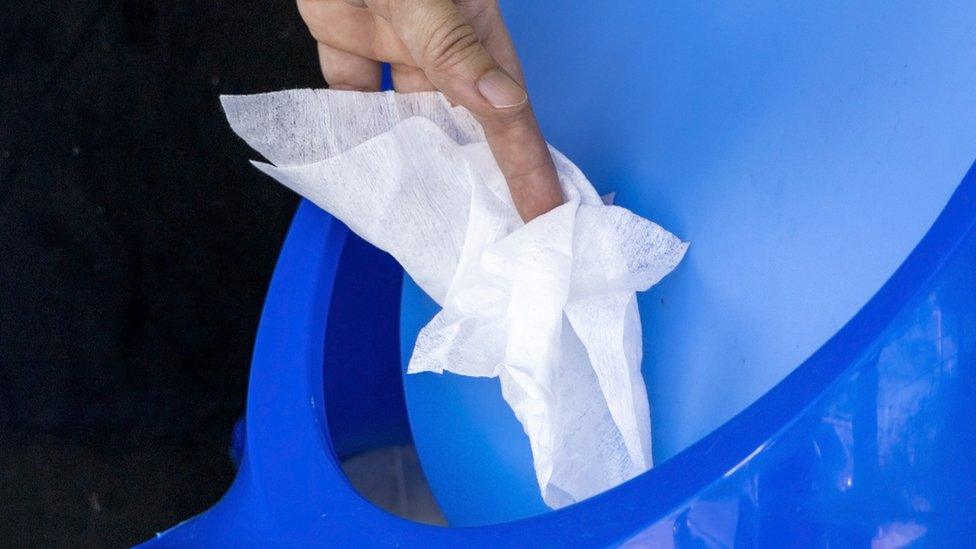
382, 0, 526, 113
374, 0, 563, 221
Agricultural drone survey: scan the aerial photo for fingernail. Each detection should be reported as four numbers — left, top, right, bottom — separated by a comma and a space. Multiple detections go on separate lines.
477, 68, 528, 108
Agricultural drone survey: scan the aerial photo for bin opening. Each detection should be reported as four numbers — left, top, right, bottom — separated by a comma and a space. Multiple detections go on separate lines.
321, 231, 448, 524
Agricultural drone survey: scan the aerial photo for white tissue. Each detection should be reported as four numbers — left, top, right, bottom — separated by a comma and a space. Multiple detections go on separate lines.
221, 89, 688, 508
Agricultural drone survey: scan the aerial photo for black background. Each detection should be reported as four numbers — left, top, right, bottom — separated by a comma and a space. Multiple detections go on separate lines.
1, 1, 324, 545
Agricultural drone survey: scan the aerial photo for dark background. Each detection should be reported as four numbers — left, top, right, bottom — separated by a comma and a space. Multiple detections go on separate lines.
1, 1, 325, 546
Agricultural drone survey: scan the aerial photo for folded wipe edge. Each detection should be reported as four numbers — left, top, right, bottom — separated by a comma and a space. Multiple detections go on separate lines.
221, 89, 689, 509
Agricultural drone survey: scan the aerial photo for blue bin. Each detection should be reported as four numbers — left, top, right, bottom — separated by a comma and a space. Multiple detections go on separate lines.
141, 1, 976, 546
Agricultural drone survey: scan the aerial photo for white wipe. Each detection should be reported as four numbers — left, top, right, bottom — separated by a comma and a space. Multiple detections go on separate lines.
221, 89, 688, 508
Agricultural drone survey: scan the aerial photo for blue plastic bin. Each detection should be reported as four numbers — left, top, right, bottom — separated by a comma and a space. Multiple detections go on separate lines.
141, 1, 976, 546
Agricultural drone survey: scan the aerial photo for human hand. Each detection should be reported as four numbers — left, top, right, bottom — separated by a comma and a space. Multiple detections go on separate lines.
296, 0, 563, 221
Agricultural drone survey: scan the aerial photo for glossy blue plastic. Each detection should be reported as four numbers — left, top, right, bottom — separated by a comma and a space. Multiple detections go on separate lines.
402, 0, 976, 525
140, 1, 976, 546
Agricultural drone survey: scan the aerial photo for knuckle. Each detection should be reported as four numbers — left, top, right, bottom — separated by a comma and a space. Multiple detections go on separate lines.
305, 25, 329, 45
421, 18, 481, 72
296, 0, 311, 21
296, 0, 326, 40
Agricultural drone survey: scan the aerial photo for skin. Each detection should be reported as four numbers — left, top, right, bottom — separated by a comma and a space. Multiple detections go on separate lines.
297, 0, 563, 221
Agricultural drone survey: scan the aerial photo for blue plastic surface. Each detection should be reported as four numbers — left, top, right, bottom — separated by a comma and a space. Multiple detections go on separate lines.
402, 0, 976, 526
140, 1, 976, 546
143, 162, 976, 548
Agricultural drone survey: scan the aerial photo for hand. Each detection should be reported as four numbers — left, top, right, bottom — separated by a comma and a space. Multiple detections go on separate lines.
296, 0, 563, 221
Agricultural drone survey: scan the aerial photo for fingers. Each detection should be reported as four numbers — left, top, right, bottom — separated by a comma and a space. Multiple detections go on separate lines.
391, 62, 436, 92
455, 0, 524, 85
382, 0, 561, 219
481, 108, 564, 221
317, 43, 382, 91
297, 0, 413, 64
380, 0, 517, 113
300, 0, 563, 220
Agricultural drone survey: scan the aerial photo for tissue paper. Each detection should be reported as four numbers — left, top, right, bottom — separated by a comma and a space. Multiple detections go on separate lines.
222, 89, 688, 508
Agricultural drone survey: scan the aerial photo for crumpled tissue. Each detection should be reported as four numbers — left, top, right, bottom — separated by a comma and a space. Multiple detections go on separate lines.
221, 89, 688, 508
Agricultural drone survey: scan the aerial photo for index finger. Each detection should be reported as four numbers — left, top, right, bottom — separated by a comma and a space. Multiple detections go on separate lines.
456, 0, 525, 85
377, 0, 564, 221
480, 104, 563, 222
